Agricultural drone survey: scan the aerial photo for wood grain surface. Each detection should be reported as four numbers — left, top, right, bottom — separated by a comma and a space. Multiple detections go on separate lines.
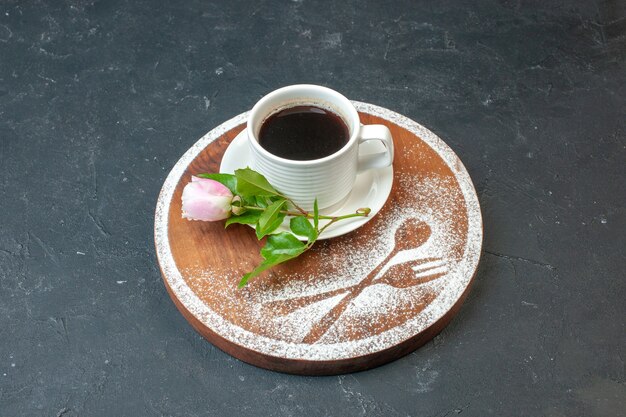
156, 110, 482, 375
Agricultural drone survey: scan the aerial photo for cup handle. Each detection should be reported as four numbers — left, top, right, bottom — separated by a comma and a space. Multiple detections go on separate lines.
357, 124, 394, 173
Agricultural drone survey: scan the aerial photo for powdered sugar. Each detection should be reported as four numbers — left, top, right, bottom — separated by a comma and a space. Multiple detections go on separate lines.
154, 102, 483, 361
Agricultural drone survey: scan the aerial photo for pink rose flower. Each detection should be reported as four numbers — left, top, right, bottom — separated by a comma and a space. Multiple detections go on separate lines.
182, 176, 233, 221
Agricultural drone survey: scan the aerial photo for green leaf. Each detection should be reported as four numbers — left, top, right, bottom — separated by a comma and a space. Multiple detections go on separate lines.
238, 254, 292, 288
225, 210, 261, 227
313, 198, 319, 231
290, 216, 317, 242
253, 196, 269, 208
253, 195, 280, 208
238, 233, 307, 287
255, 214, 285, 240
261, 232, 306, 258
239, 195, 257, 208
256, 199, 286, 239
258, 199, 285, 229
196, 173, 237, 194
235, 168, 280, 197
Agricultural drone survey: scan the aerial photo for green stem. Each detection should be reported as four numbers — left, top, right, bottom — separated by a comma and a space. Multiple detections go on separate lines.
316, 208, 370, 236
286, 198, 308, 216
317, 218, 338, 236
242, 205, 369, 221
274, 193, 308, 216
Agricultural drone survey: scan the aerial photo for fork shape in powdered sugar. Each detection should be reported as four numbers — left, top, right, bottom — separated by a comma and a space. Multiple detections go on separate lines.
263, 218, 449, 343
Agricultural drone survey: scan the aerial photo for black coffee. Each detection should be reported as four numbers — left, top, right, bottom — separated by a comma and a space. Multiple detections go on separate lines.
258, 105, 350, 160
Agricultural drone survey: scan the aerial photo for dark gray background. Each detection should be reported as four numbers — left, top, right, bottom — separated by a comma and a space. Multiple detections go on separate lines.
1, 0, 624, 416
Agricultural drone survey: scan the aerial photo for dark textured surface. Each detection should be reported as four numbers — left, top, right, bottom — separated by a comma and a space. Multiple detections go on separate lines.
1, 0, 625, 415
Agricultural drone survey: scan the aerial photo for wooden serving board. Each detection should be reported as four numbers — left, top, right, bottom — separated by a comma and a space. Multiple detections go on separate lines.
154, 102, 483, 375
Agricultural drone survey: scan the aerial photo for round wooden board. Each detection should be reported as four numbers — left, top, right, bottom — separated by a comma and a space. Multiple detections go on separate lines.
155, 102, 483, 375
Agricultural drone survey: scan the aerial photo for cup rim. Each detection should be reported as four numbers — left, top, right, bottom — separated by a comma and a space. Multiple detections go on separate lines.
246, 84, 360, 166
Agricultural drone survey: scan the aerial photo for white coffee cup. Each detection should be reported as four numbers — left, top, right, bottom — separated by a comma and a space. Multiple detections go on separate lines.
246, 85, 394, 211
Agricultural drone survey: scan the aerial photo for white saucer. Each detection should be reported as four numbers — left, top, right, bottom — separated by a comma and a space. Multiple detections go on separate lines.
219, 130, 394, 240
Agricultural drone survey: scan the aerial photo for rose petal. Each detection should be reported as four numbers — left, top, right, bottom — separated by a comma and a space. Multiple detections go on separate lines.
191, 176, 232, 197
181, 178, 233, 221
